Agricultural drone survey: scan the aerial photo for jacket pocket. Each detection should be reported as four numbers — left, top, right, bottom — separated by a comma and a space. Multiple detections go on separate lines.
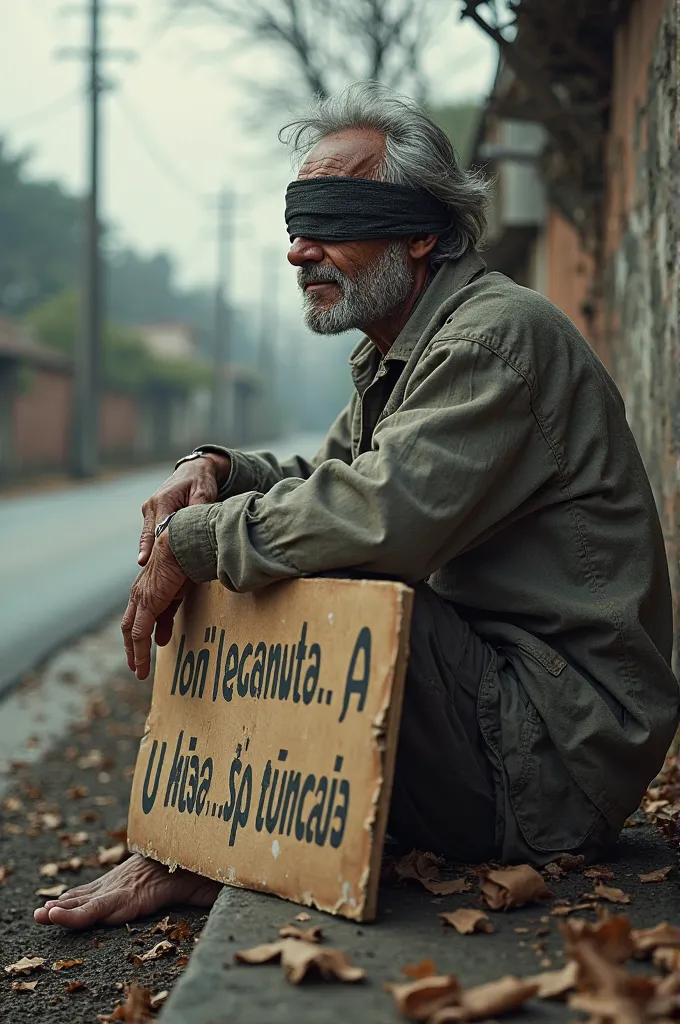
499, 665, 600, 853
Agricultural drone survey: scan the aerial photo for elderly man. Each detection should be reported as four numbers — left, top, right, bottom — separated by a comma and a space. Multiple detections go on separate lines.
36, 83, 678, 930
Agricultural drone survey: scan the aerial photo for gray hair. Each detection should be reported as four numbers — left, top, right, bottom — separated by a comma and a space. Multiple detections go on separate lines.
280, 82, 491, 264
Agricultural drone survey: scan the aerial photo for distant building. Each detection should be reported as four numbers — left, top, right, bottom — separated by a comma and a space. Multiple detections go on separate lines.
135, 322, 200, 362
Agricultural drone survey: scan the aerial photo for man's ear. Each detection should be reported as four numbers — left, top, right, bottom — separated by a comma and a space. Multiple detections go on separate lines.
407, 233, 438, 260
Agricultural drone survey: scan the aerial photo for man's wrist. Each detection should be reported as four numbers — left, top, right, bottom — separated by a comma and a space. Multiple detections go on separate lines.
201, 451, 231, 489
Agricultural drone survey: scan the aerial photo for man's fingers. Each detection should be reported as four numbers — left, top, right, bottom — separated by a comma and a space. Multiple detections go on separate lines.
131, 604, 157, 681
138, 507, 157, 566
154, 599, 183, 648
121, 598, 137, 674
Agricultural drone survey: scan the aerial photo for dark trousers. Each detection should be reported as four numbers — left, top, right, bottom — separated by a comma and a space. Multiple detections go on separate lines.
387, 582, 498, 862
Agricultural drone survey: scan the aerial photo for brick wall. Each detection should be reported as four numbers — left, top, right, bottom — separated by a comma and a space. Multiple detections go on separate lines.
13, 367, 71, 467
598, 0, 679, 668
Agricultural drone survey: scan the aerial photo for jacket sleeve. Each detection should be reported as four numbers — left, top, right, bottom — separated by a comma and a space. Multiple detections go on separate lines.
168, 340, 544, 590
204, 396, 356, 501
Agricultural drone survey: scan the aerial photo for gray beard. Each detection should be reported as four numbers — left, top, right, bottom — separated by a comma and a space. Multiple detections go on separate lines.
298, 241, 414, 335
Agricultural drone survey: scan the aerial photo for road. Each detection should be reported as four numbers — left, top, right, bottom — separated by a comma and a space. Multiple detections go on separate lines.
0, 433, 324, 695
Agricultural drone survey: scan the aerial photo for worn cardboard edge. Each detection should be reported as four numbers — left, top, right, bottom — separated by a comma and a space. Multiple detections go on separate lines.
361, 584, 413, 921
128, 577, 414, 922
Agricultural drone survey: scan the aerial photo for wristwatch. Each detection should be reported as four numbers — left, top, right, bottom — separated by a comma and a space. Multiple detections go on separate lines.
174, 445, 229, 471
155, 511, 177, 539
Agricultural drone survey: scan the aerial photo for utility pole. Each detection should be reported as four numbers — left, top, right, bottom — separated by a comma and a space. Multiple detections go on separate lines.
58, 2, 134, 478
210, 189, 234, 439
258, 248, 279, 439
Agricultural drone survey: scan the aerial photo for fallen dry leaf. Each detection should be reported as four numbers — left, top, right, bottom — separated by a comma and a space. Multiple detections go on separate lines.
5, 956, 46, 976
11, 980, 38, 992
235, 938, 364, 984
388, 974, 462, 1020
294, 912, 311, 922
97, 983, 154, 1023
584, 867, 615, 881
64, 979, 85, 992
279, 923, 323, 943
128, 940, 175, 966
53, 958, 84, 971
402, 959, 438, 980
36, 884, 68, 898
98, 843, 128, 866
150, 990, 169, 1009
423, 878, 472, 896
652, 946, 680, 972
556, 854, 585, 873
150, 915, 172, 935
551, 902, 598, 917
638, 865, 673, 884
39, 862, 59, 878
439, 909, 494, 935
562, 913, 635, 965
67, 784, 88, 799
431, 975, 539, 1022
527, 960, 578, 999
632, 922, 680, 956
40, 812, 61, 830
592, 883, 630, 904
479, 865, 553, 911
0, 864, 12, 885
60, 830, 90, 848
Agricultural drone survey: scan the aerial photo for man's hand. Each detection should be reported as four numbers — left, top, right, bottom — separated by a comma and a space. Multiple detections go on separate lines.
122, 530, 189, 681
138, 452, 231, 566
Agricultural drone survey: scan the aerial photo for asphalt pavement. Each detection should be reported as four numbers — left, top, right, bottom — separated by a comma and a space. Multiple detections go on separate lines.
0, 433, 324, 696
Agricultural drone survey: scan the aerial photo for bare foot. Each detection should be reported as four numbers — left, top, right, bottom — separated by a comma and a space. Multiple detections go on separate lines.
33, 853, 221, 930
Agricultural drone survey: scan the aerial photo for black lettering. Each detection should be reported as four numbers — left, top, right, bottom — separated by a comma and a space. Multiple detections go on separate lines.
255, 760, 272, 831
295, 773, 316, 841
170, 635, 185, 695
222, 743, 242, 821
279, 771, 301, 836
265, 769, 287, 833
193, 649, 210, 699
302, 644, 321, 705
292, 622, 307, 703
330, 779, 350, 848
163, 731, 184, 808
211, 629, 225, 701
264, 644, 281, 699
222, 643, 239, 702
178, 651, 195, 697
317, 775, 339, 846
306, 776, 328, 845
186, 754, 199, 813
196, 757, 213, 816
141, 739, 166, 814
229, 764, 253, 847
338, 627, 372, 723
237, 643, 253, 698
277, 644, 295, 700
251, 641, 266, 697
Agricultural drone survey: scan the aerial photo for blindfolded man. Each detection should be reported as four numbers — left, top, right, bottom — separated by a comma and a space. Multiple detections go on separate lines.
36, 83, 678, 930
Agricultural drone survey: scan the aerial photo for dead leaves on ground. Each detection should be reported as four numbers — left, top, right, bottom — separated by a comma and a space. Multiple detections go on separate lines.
479, 865, 553, 910
12, 979, 38, 992
127, 940, 176, 967
592, 882, 631, 904
98, 842, 128, 866
0, 864, 13, 885
439, 909, 494, 935
387, 850, 472, 895
4, 956, 46, 976
639, 866, 674, 884
387, 972, 538, 1022
235, 938, 365, 984
52, 958, 84, 971
97, 983, 161, 1023
279, 923, 324, 942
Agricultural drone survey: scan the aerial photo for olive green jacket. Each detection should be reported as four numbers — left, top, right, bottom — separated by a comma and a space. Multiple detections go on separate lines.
170, 249, 679, 855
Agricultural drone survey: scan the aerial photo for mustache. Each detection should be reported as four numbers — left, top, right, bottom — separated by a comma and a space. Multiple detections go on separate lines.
297, 264, 347, 290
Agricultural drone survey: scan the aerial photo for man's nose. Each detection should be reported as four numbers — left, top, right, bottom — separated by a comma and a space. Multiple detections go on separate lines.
287, 237, 325, 266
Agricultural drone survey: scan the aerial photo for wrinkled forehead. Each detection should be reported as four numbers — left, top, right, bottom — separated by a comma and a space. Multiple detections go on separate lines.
298, 129, 385, 181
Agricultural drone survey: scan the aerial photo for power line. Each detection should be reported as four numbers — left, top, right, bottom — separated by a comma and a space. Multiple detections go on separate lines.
0, 89, 80, 130
112, 90, 206, 203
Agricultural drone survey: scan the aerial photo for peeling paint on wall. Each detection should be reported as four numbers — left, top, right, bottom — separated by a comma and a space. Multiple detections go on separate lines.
597, 1, 679, 670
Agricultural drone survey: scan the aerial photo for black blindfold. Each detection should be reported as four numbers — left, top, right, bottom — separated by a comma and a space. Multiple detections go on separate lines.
285, 176, 451, 242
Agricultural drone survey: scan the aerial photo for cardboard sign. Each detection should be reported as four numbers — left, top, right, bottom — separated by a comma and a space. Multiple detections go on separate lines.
128, 578, 413, 921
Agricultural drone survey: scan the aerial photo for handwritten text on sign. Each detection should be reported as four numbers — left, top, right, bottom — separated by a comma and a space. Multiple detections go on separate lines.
128, 578, 412, 921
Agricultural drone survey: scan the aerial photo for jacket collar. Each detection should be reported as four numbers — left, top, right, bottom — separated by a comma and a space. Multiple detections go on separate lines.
349, 248, 487, 375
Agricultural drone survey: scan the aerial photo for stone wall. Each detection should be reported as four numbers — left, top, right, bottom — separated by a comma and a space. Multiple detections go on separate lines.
597, 0, 679, 670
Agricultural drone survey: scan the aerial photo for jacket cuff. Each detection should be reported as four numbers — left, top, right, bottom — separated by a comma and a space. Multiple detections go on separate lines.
168, 504, 218, 583
216, 449, 263, 501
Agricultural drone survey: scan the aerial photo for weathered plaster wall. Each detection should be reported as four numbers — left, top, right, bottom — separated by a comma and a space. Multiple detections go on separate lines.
597, 0, 679, 669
